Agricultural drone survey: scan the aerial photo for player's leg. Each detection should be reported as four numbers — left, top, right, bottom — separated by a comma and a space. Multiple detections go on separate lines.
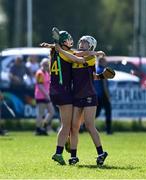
84, 106, 108, 166
52, 104, 73, 165
96, 98, 103, 118
65, 108, 84, 153
36, 103, 47, 135
43, 102, 55, 133
65, 133, 71, 153
57, 104, 73, 146
69, 107, 83, 165
84, 106, 102, 146
79, 110, 85, 133
104, 98, 112, 134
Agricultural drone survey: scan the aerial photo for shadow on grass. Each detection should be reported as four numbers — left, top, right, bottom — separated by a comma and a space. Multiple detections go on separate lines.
78, 164, 139, 170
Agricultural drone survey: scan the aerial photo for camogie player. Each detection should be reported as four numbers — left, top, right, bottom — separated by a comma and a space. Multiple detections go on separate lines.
55, 36, 114, 166
40, 30, 87, 165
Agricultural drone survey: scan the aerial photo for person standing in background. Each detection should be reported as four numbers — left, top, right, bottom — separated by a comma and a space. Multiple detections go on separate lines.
94, 57, 112, 135
0, 91, 8, 136
9, 56, 32, 90
26, 55, 39, 85
35, 58, 55, 135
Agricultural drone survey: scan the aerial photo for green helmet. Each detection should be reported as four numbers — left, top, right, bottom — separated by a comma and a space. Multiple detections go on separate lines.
59, 31, 73, 47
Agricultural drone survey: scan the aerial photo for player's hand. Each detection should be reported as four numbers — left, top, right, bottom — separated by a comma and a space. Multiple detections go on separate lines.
96, 51, 105, 57
103, 67, 115, 79
40, 42, 49, 47
40, 42, 55, 48
55, 44, 61, 52
93, 72, 97, 79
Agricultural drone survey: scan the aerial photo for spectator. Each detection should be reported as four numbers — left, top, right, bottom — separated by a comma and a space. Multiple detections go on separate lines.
35, 58, 55, 135
0, 91, 8, 136
94, 57, 113, 134
9, 56, 32, 89
26, 55, 39, 84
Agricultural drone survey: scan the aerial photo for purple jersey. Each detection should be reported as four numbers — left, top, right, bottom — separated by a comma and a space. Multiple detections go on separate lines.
50, 49, 73, 96
72, 56, 97, 99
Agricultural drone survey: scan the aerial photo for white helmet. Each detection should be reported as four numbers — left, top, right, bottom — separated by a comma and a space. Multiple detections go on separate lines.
78, 35, 97, 50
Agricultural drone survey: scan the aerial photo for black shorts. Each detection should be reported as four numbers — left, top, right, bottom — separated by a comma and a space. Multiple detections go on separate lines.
50, 94, 73, 106
73, 95, 98, 107
36, 99, 51, 104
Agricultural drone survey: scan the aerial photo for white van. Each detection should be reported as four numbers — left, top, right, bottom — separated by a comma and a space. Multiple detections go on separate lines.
0, 47, 50, 88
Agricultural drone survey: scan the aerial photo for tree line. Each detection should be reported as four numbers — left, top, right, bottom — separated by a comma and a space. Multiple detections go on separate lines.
0, 0, 133, 55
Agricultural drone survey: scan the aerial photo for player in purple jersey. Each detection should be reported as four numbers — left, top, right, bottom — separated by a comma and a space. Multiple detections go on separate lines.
55, 36, 109, 166
40, 29, 87, 165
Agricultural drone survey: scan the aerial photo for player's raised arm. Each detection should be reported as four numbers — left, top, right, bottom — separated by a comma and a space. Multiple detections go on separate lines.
40, 42, 55, 48
55, 44, 86, 64
75, 50, 105, 57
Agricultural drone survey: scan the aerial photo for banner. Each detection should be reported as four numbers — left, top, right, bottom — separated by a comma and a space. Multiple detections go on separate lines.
1, 87, 146, 119
110, 87, 146, 118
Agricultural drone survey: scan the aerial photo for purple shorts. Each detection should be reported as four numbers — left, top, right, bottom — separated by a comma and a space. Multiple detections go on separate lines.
50, 93, 73, 105
73, 95, 98, 107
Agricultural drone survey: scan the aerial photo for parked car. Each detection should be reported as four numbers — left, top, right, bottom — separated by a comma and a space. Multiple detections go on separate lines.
0, 48, 141, 119
0, 47, 50, 88
94, 70, 140, 99
108, 70, 140, 90
0, 47, 53, 119
94, 71, 142, 119
106, 56, 146, 88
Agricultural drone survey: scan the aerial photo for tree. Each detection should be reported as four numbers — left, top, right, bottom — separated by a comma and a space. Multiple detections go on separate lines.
1, 0, 134, 55
100, 0, 134, 55
33, 0, 103, 47
0, 0, 8, 50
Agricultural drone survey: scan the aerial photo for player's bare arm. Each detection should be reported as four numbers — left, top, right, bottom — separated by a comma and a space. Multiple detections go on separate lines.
55, 44, 86, 64
74, 50, 105, 57
40, 42, 55, 48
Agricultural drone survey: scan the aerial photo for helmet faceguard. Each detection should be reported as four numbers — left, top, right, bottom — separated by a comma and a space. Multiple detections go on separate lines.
78, 35, 97, 51
59, 31, 73, 48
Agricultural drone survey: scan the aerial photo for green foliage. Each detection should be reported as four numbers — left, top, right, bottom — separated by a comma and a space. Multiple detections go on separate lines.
101, 0, 133, 55
0, 0, 134, 55
0, 0, 8, 50
2, 118, 146, 132
0, 132, 146, 179
96, 119, 146, 132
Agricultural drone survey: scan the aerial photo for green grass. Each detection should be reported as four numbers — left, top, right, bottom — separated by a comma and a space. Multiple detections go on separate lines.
0, 132, 146, 179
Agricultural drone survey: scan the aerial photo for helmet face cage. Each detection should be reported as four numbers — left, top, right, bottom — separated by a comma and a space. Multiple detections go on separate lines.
59, 31, 73, 48
78, 36, 97, 51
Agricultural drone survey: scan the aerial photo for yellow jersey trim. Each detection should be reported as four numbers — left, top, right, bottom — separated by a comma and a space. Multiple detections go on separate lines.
72, 55, 96, 68
59, 50, 73, 63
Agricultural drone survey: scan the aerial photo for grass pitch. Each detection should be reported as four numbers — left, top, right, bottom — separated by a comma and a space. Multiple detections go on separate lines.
0, 132, 146, 179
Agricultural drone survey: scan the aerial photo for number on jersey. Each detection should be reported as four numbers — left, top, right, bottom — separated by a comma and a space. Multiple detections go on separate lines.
51, 61, 59, 75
